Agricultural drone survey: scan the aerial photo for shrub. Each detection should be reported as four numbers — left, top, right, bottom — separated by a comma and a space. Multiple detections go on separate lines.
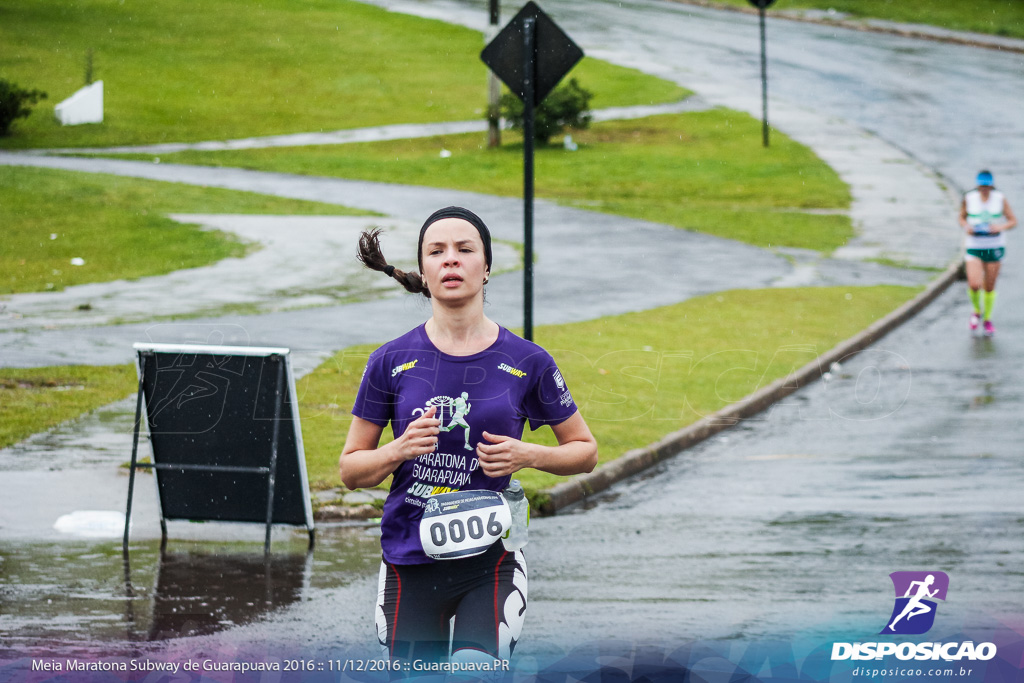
0, 79, 47, 137
500, 77, 594, 145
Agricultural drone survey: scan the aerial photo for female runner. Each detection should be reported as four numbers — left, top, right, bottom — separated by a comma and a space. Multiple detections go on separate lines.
959, 170, 1017, 336
339, 206, 597, 675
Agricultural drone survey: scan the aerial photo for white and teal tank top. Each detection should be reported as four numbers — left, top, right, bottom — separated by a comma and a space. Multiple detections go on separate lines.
964, 188, 1007, 250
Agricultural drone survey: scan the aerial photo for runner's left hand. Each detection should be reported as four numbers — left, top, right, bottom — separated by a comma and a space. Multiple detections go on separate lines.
476, 432, 531, 477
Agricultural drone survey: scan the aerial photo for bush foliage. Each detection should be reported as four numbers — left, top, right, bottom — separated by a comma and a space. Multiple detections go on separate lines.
0, 79, 47, 136
500, 78, 594, 145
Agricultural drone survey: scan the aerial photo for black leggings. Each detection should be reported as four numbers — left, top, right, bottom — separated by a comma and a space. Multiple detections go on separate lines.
375, 543, 527, 670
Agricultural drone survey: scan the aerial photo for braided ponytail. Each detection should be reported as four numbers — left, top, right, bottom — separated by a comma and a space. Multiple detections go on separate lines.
357, 228, 430, 297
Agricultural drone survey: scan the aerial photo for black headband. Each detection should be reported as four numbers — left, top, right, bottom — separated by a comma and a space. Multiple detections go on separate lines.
417, 206, 493, 272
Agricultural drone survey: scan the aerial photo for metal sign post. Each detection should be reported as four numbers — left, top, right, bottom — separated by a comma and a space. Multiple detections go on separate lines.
487, 0, 502, 148
748, 0, 776, 147
522, 16, 536, 341
481, 2, 583, 341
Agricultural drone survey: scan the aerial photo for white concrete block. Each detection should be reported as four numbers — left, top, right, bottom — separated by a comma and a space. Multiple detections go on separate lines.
54, 81, 103, 125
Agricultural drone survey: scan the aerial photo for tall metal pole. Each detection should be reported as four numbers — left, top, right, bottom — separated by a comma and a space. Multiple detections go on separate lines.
522, 16, 536, 342
487, 0, 501, 148
759, 6, 769, 147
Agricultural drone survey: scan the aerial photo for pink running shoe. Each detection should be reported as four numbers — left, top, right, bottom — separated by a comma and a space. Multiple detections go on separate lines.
983, 319, 995, 337
969, 313, 980, 331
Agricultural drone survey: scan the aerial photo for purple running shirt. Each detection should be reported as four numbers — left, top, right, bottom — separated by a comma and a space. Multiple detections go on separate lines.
351, 324, 578, 564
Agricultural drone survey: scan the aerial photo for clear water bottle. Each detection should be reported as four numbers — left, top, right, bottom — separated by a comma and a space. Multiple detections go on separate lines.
502, 479, 529, 551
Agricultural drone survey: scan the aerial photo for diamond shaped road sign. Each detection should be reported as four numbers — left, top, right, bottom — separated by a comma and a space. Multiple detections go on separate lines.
748, 0, 777, 8
480, 2, 583, 104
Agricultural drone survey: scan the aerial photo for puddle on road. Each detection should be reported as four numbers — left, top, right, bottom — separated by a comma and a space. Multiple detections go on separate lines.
0, 526, 381, 656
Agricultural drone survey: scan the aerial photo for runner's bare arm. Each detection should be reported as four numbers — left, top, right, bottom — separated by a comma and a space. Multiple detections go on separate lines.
339, 409, 440, 489
476, 411, 597, 478
996, 199, 1017, 232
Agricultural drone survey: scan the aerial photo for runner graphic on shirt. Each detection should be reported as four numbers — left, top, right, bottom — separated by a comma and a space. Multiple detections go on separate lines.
439, 391, 473, 450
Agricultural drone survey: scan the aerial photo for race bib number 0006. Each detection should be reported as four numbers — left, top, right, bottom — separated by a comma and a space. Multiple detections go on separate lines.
419, 490, 511, 560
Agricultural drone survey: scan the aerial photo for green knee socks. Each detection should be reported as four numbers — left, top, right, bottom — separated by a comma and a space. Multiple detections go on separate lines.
983, 290, 997, 321
969, 288, 981, 314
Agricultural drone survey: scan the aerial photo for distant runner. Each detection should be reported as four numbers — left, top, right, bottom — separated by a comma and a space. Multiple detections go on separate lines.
959, 170, 1017, 336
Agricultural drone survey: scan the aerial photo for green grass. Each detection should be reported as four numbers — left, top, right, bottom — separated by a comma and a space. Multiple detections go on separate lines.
0, 166, 371, 294
867, 256, 945, 273
294, 285, 918, 495
131, 110, 852, 252
2, 286, 919, 499
706, 0, 1024, 39
0, 365, 136, 449
0, 0, 687, 149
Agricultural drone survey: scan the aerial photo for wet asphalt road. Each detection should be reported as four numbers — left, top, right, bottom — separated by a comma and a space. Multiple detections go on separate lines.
528, 281, 1024, 647
3, 0, 1024, 672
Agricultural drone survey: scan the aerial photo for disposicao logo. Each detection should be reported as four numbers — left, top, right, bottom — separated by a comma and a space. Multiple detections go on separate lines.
831, 571, 997, 663
881, 571, 948, 635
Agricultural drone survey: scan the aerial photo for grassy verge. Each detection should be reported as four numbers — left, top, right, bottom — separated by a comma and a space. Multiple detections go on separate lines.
0, 365, 136, 449
295, 285, 918, 495
118, 110, 852, 252
701, 0, 1024, 39
1, 166, 372, 295
0, 0, 686, 149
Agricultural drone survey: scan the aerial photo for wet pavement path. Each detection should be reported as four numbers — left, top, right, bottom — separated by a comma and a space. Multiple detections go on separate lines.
0, 215, 454, 330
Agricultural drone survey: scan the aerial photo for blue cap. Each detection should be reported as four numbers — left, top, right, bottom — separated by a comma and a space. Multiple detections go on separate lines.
977, 171, 994, 187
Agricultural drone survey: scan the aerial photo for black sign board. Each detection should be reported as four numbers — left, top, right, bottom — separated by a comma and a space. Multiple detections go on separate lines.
481, 1, 583, 104
748, 0, 777, 8
123, 343, 314, 552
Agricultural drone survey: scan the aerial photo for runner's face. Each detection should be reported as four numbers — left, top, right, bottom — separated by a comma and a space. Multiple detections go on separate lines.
420, 218, 488, 303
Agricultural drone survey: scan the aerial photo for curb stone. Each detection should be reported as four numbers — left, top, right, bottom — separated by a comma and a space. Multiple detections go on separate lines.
316, 504, 379, 522
539, 259, 963, 515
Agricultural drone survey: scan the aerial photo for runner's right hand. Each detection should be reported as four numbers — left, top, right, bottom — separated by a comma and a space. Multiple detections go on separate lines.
393, 406, 441, 460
